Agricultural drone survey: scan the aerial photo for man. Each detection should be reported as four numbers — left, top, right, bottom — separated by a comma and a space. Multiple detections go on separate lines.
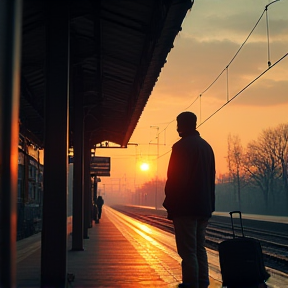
163, 111, 215, 288
96, 195, 104, 220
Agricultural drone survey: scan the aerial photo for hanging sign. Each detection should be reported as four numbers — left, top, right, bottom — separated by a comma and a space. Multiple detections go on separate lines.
90, 156, 110, 177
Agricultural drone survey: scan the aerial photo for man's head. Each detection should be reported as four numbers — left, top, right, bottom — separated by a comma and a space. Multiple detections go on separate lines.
176, 112, 197, 137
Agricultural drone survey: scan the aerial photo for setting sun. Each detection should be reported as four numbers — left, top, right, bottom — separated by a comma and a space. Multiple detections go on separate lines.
140, 163, 149, 171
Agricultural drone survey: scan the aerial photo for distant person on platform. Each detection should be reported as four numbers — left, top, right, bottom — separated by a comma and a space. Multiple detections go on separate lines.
96, 196, 104, 220
163, 111, 215, 288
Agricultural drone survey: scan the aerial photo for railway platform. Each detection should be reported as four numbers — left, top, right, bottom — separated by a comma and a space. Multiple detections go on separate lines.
17, 206, 288, 287
17, 206, 222, 288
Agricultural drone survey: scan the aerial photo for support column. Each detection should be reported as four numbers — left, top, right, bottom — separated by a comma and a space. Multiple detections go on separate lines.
72, 66, 84, 250
0, 1, 22, 287
41, 1, 69, 287
83, 134, 91, 238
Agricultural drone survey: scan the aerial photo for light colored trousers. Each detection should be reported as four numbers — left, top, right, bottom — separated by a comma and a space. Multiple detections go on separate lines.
173, 216, 209, 288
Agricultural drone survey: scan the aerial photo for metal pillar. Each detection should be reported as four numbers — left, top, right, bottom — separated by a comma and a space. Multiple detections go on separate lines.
41, 1, 69, 287
0, 1, 22, 287
83, 135, 91, 238
93, 176, 98, 203
72, 67, 84, 250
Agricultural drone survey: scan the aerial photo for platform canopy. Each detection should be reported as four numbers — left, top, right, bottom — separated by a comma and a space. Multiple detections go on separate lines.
19, 0, 193, 148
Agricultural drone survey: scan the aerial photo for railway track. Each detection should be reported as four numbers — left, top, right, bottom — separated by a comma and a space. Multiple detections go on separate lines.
111, 205, 288, 274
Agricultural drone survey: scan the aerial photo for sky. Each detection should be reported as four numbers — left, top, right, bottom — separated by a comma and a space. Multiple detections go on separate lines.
98, 0, 288, 196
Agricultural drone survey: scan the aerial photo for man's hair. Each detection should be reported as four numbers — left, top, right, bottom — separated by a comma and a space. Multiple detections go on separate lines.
177, 112, 197, 130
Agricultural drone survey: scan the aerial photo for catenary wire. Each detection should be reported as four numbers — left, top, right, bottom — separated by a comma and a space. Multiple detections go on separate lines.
157, 52, 288, 160
149, 1, 284, 160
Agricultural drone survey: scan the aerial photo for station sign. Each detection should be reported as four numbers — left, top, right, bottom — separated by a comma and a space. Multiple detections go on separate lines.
90, 156, 110, 177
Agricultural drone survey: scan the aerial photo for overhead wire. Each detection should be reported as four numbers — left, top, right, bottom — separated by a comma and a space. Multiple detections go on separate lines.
150, 4, 269, 146
157, 51, 287, 160
264, 1, 281, 66
197, 52, 288, 128
154, 0, 286, 160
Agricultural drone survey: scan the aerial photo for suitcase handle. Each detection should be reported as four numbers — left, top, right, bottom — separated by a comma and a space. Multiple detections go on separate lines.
229, 211, 245, 238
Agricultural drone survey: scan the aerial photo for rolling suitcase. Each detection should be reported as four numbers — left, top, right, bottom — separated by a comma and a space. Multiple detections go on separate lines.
218, 211, 270, 288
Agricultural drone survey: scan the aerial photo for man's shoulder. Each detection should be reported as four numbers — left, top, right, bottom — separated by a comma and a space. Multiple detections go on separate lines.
173, 135, 213, 151
172, 137, 186, 149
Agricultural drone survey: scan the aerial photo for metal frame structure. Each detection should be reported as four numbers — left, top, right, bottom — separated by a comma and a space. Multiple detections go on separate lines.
0, 0, 193, 286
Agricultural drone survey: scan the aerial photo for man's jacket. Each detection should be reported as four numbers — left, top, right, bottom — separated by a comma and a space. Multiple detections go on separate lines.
163, 130, 215, 220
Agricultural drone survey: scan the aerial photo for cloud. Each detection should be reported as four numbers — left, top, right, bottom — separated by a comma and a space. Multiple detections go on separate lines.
148, 0, 288, 121
155, 30, 288, 106
184, 0, 288, 44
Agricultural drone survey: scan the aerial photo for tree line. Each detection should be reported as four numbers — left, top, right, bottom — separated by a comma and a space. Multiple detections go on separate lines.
218, 122, 288, 215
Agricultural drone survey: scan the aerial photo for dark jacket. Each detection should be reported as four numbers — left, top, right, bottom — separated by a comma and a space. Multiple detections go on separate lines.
163, 130, 215, 219
96, 196, 104, 208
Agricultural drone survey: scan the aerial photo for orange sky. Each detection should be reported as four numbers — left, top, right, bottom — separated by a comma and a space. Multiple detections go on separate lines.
98, 0, 288, 195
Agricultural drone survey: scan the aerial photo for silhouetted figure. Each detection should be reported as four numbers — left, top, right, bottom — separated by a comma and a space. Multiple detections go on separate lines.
96, 196, 104, 220
93, 204, 99, 224
163, 111, 215, 288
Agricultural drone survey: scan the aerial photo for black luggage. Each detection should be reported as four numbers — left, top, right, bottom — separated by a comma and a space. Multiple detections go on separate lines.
218, 211, 270, 288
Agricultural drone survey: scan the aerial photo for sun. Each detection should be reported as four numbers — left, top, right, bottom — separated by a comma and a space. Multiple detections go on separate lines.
140, 163, 149, 171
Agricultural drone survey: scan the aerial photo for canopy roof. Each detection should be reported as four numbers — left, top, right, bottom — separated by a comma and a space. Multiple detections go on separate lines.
20, 0, 193, 148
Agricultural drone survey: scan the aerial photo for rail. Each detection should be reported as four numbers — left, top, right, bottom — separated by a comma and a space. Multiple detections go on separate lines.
111, 205, 288, 275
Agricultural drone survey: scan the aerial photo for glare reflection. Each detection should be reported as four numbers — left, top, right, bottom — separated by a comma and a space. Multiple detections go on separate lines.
138, 223, 152, 234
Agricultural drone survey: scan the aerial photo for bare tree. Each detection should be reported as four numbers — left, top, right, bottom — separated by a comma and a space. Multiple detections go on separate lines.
244, 126, 284, 212
227, 134, 246, 210
269, 123, 288, 195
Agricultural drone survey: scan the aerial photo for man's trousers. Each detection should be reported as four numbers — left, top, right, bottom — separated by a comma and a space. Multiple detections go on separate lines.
173, 216, 209, 288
